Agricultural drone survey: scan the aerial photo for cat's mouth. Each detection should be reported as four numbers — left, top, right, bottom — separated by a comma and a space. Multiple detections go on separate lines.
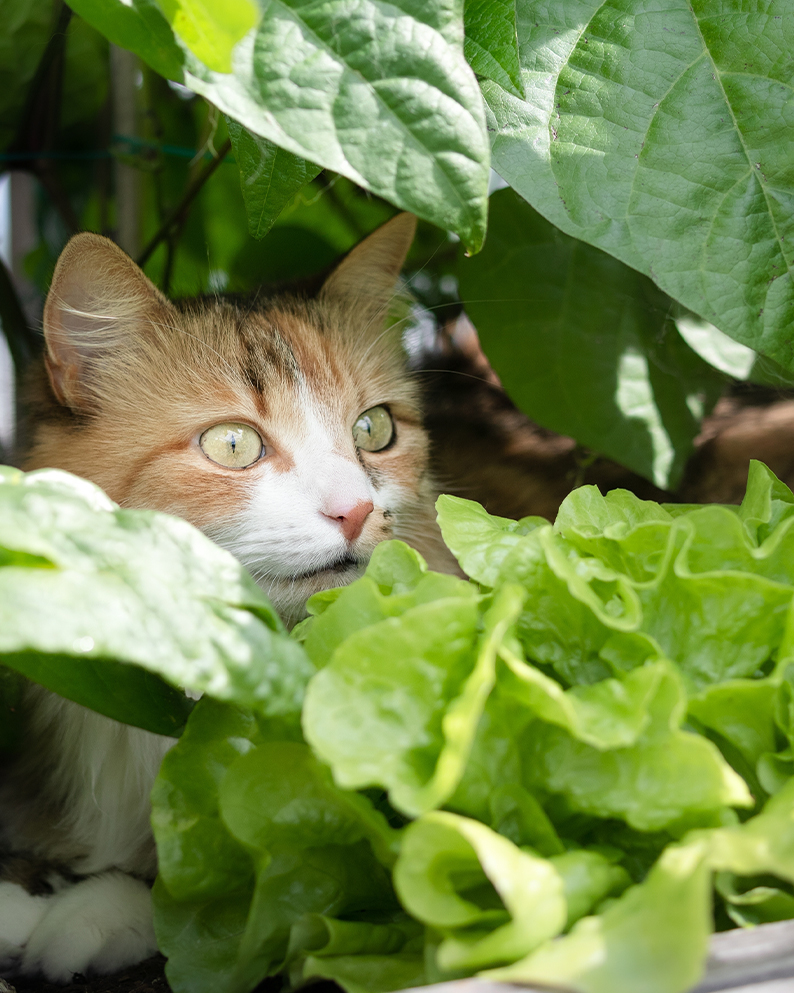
291, 554, 365, 582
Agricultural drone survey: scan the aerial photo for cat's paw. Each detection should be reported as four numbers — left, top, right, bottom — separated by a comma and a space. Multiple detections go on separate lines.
20, 872, 156, 982
0, 881, 52, 973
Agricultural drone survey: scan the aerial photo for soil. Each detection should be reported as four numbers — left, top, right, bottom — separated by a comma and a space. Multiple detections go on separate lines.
4, 957, 170, 993
3, 958, 341, 993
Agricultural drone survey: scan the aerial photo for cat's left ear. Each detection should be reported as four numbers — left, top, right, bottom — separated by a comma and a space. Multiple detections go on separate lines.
319, 212, 416, 318
43, 233, 170, 410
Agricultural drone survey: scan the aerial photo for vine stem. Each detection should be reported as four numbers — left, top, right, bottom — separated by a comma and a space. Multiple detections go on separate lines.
137, 138, 232, 268
0, 256, 38, 374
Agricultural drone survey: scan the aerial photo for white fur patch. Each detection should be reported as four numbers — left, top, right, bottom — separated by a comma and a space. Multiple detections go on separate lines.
0, 881, 51, 970
20, 872, 156, 982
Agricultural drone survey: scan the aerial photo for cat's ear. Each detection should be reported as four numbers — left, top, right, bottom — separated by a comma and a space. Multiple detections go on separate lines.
319, 212, 416, 316
43, 232, 169, 409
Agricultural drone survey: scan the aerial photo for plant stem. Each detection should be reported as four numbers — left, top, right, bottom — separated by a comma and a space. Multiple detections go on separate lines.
5, 1, 80, 235
0, 258, 38, 374
111, 45, 140, 256
137, 138, 232, 269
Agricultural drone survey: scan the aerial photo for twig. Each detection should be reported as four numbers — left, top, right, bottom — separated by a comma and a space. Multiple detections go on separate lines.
8, 2, 72, 158
5, 1, 80, 235
111, 45, 140, 256
35, 166, 80, 234
0, 257, 39, 374
137, 137, 232, 268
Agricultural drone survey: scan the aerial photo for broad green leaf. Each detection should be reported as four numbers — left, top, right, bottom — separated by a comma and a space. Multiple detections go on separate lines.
708, 778, 794, 882
675, 312, 758, 380
635, 509, 794, 689
293, 916, 426, 992
738, 459, 794, 545
152, 700, 260, 993
463, 0, 522, 99
499, 652, 672, 750
458, 190, 724, 489
483, 1, 794, 369
0, 467, 312, 734
154, 705, 399, 993
67, 0, 490, 250
394, 811, 566, 972
487, 783, 564, 857
497, 526, 659, 686
555, 486, 673, 543
227, 117, 321, 239
156, 0, 258, 73
154, 879, 253, 993
219, 742, 399, 866
544, 475, 794, 690
487, 839, 713, 993
290, 913, 422, 961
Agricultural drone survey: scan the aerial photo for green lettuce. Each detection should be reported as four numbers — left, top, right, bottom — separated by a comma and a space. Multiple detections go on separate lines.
10, 460, 794, 993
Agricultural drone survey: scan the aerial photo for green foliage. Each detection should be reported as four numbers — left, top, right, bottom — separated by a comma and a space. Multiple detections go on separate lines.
483, 0, 794, 370
458, 190, 726, 488
463, 0, 522, 99
156, 0, 258, 73
65, 0, 490, 251
226, 117, 321, 240
0, 466, 312, 735
2, 0, 792, 486
6, 463, 794, 991
0, 0, 57, 150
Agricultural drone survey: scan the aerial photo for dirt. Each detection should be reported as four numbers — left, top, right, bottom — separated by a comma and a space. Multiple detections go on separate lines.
4, 957, 170, 993
4, 958, 340, 993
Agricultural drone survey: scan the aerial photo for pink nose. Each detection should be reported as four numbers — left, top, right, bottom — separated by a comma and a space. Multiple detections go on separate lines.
323, 499, 374, 543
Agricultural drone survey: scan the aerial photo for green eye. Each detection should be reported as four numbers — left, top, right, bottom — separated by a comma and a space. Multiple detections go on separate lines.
200, 423, 263, 468
353, 406, 394, 452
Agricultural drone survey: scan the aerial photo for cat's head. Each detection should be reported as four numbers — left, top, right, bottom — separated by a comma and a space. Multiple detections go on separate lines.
26, 215, 448, 623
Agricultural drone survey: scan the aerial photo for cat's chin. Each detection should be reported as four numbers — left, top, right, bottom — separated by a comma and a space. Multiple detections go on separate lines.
263, 557, 367, 627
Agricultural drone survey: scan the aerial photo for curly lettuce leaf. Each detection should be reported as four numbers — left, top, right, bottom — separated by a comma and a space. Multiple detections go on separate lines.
394, 810, 566, 972
153, 699, 402, 993
486, 839, 713, 993
304, 583, 511, 816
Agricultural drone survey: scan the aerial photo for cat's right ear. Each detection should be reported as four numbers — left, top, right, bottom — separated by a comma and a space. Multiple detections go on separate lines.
43, 233, 169, 410
319, 212, 417, 319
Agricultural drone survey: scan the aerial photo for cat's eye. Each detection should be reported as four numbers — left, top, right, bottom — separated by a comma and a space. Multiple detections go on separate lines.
353, 406, 394, 452
200, 423, 263, 468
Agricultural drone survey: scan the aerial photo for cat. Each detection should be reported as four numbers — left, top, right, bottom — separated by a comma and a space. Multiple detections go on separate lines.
0, 213, 459, 981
